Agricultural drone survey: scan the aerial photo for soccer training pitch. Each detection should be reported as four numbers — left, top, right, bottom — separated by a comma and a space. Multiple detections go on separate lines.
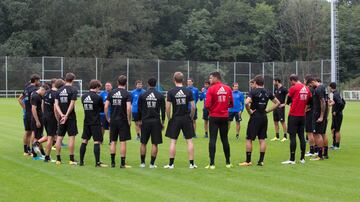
0, 98, 359, 202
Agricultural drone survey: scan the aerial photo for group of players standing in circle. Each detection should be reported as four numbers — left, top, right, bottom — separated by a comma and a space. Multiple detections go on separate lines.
18, 70, 344, 169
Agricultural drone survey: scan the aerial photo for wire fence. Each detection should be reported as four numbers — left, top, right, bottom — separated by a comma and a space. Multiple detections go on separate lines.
0, 56, 331, 97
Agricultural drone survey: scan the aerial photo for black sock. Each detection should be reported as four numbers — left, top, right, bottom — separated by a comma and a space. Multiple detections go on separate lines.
314, 146, 318, 153
70, 154, 74, 162
150, 156, 156, 165
324, 146, 328, 157
205, 132, 208, 136
32, 147, 37, 157
56, 155, 61, 161
23, 145, 28, 153
40, 148, 45, 156
276, 133, 279, 138
169, 158, 174, 166
45, 155, 50, 161
246, 152, 251, 163
284, 133, 287, 138
290, 151, 295, 161
140, 155, 145, 164
111, 153, 115, 164
310, 146, 314, 154
27, 146, 31, 153
318, 147, 323, 158
80, 143, 87, 163
300, 150, 305, 160
337, 142, 340, 148
189, 160, 194, 165
94, 144, 100, 164
121, 157, 126, 166
137, 133, 140, 137
259, 152, 265, 163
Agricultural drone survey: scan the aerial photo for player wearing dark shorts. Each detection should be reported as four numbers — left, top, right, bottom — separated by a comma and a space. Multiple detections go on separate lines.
131, 80, 145, 141
240, 75, 280, 167
271, 78, 288, 142
30, 85, 47, 159
205, 72, 234, 169
79, 80, 108, 167
19, 76, 40, 156
164, 72, 196, 169
199, 81, 210, 138
99, 82, 112, 139
281, 75, 312, 165
228, 82, 244, 139
187, 78, 199, 138
329, 82, 345, 150
54, 73, 79, 165
307, 77, 329, 160
138, 78, 166, 168
105, 75, 132, 168
43, 79, 63, 162
304, 75, 316, 157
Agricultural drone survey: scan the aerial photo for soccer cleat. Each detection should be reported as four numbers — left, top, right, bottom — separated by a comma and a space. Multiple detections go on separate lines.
149, 164, 157, 169
226, 164, 233, 168
281, 160, 296, 165
56, 161, 62, 165
310, 156, 324, 161
23, 152, 31, 156
300, 159, 306, 164
280, 137, 287, 142
205, 165, 215, 170
189, 164, 197, 169
239, 162, 252, 167
333, 147, 340, 150
69, 161, 78, 166
270, 137, 279, 141
32, 156, 43, 161
120, 164, 132, 169
163, 164, 174, 169
257, 162, 264, 166
236, 134, 239, 139
79, 161, 84, 166
139, 163, 146, 168
96, 162, 109, 168
305, 152, 314, 157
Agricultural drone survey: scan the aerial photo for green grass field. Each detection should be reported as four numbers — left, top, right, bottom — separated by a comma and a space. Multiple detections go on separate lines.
0, 98, 359, 202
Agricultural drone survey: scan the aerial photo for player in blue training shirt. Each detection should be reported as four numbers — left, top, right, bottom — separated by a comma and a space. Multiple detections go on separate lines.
99, 82, 113, 143
199, 81, 210, 138
132, 80, 146, 141
228, 82, 245, 139
187, 78, 199, 138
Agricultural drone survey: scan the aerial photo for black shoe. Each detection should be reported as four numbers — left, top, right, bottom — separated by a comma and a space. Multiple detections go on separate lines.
236, 134, 239, 139
111, 163, 115, 168
257, 161, 264, 166
79, 161, 84, 166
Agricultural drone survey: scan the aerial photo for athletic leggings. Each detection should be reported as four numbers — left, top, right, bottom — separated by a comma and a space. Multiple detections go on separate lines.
209, 117, 230, 165
288, 116, 306, 161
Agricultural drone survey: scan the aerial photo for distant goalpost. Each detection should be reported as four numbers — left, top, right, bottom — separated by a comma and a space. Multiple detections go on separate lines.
41, 79, 83, 97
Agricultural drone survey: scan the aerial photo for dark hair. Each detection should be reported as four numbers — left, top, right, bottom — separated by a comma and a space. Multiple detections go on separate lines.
210, 72, 221, 80
315, 77, 322, 82
289, 74, 299, 82
253, 75, 264, 86
306, 76, 316, 85
187, 78, 194, 82
274, 77, 281, 83
89, 79, 102, 89
55, 79, 65, 89
117, 75, 127, 86
65, 73, 76, 82
329, 82, 337, 89
41, 84, 49, 91
173, 72, 184, 83
135, 80, 143, 85
204, 81, 210, 85
148, 78, 157, 87
304, 74, 312, 81
30, 74, 40, 83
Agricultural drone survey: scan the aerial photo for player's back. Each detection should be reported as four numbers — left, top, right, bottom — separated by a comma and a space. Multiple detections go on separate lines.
107, 88, 131, 121
139, 88, 165, 121
56, 85, 78, 119
167, 86, 193, 118
82, 91, 103, 125
249, 88, 274, 114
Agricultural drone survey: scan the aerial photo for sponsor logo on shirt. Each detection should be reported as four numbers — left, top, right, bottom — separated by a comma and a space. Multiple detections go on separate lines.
113, 91, 122, 98
146, 92, 157, 101
175, 90, 186, 98
83, 95, 93, 103
59, 89, 68, 96
217, 86, 227, 95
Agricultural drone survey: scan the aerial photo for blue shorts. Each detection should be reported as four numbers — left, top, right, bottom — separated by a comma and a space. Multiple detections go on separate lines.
100, 114, 109, 130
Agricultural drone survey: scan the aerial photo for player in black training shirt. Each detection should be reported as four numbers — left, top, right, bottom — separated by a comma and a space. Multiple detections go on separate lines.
164, 72, 196, 169
304, 75, 316, 157
105, 75, 132, 168
307, 77, 329, 160
240, 75, 280, 166
271, 78, 288, 142
18, 74, 40, 156
138, 78, 166, 168
328, 82, 345, 150
54, 73, 79, 165
30, 85, 47, 159
79, 80, 108, 167
43, 79, 64, 162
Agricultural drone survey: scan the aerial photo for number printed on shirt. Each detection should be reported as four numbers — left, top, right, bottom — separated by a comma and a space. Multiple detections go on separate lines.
147, 101, 156, 108
176, 98, 186, 105
60, 97, 68, 103
113, 99, 122, 106
218, 95, 226, 102
84, 104, 93, 110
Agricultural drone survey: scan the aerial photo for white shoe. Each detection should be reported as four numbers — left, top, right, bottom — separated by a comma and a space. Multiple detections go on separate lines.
300, 159, 306, 164
189, 164, 197, 169
305, 152, 313, 157
280, 137, 288, 142
149, 164, 157, 169
139, 163, 146, 168
163, 164, 174, 169
281, 160, 296, 165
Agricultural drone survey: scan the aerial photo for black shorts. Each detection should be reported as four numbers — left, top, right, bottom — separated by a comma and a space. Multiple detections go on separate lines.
100, 114, 109, 130
228, 112, 241, 122
141, 119, 163, 145
165, 116, 195, 140
24, 115, 32, 131
31, 118, 43, 139
82, 125, 103, 142
43, 116, 58, 136
273, 107, 285, 122
202, 108, 209, 121
110, 120, 131, 142
331, 113, 343, 132
305, 111, 313, 133
287, 115, 305, 135
246, 114, 268, 141
132, 112, 140, 122
58, 119, 78, 137
313, 113, 327, 135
